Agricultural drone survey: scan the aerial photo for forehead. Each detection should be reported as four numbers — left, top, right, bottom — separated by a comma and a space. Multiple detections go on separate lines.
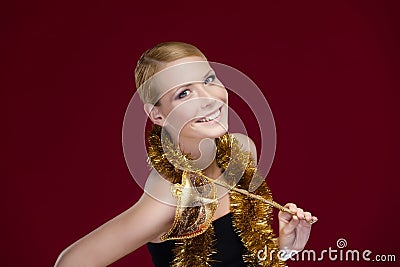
143, 58, 216, 104
162, 56, 206, 68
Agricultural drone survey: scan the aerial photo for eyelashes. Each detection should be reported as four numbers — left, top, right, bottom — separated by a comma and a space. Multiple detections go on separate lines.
177, 74, 217, 99
178, 89, 190, 99
204, 74, 216, 85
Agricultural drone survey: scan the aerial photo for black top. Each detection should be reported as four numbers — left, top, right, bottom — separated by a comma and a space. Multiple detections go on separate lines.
147, 213, 247, 266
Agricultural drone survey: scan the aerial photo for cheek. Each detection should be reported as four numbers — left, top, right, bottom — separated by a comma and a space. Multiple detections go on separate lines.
163, 102, 198, 130
213, 87, 228, 102
174, 104, 198, 120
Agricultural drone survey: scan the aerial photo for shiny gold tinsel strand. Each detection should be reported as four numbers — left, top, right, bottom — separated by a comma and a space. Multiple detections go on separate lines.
215, 131, 286, 266
171, 226, 217, 267
147, 125, 285, 266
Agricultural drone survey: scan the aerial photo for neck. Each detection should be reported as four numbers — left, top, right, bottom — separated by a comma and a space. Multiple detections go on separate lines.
202, 159, 222, 179
176, 135, 222, 179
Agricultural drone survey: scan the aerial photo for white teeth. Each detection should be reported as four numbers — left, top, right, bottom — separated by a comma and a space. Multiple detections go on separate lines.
198, 109, 220, 122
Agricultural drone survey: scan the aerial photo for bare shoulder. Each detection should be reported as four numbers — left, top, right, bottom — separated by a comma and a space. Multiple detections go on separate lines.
137, 168, 177, 231
230, 133, 258, 163
144, 168, 178, 208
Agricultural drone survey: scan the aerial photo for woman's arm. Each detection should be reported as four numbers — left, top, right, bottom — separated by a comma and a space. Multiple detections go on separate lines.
54, 172, 176, 267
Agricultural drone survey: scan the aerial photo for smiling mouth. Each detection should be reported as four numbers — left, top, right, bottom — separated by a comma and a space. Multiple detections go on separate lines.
196, 107, 222, 123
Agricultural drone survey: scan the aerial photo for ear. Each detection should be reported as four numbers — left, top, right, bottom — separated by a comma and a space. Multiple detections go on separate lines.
144, 103, 165, 126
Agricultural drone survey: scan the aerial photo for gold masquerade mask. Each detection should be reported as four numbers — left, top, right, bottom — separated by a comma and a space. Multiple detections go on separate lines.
147, 127, 314, 241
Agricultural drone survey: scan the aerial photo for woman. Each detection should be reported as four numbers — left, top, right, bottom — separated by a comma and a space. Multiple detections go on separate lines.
55, 41, 317, 267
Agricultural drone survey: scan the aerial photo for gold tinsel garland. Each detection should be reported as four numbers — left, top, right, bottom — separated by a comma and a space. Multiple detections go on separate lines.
147, 125, 285, 266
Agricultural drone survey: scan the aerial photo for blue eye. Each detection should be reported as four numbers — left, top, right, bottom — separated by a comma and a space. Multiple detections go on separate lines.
204, 74, 216, 85
178, 89, 190, 99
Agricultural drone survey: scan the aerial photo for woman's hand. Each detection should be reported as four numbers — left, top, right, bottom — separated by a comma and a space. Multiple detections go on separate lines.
277, 203, 317, 253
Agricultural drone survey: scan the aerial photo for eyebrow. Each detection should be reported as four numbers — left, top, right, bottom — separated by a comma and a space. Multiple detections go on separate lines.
173, 69, 214, 94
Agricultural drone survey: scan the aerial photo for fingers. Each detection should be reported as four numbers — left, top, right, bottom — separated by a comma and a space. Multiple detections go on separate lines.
281, 203, 318, 225
311, 216, 318, 224
303, 212, 318, 224
280, 210, 300, 235
304, 211, 312, 222
286, 213, 300, 233
278, 203, 297, 223
286, 203, 297, 213
296, 208, 305, 221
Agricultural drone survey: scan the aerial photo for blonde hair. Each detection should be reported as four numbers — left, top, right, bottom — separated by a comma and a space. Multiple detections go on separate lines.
135, 41, 206, 105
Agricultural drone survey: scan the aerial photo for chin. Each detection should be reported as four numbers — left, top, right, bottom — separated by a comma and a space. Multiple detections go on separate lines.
189, 124, 228, 140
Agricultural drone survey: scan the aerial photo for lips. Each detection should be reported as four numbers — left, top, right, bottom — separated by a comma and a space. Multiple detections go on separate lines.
196, 107, 221, 123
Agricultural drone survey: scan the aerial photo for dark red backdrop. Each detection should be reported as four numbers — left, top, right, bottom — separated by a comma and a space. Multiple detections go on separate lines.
3, 1, 399, 266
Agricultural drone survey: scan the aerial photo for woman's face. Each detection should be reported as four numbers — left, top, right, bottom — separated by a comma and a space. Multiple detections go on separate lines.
147, 56, 228, 142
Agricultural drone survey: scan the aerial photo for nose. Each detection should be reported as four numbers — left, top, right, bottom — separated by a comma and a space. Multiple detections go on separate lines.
195, 84, 218, 109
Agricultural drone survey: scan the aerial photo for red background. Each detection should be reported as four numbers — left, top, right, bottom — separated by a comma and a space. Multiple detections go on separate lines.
3, 1, 399, 266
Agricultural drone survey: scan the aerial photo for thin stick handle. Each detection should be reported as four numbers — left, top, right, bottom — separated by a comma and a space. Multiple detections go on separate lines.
212, 179, 295, 215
